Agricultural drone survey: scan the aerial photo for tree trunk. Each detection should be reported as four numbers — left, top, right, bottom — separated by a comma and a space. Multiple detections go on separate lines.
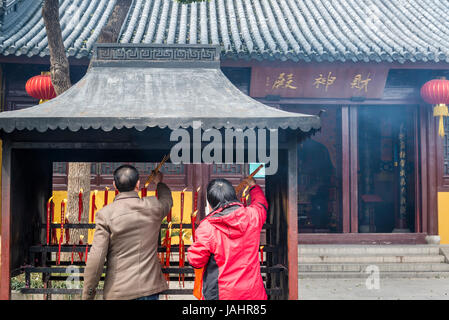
66, 163, 91, 261
42, 0, 132, 261
43, 0, 90, 261
42, 0, 71, 95
96, 0, 132, 44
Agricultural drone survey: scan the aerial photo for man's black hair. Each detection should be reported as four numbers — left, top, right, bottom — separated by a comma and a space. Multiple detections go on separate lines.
206, 178, 239, 212
114, 165, 140, 193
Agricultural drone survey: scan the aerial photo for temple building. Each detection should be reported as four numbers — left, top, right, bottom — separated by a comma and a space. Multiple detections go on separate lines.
1, 0, 449, 247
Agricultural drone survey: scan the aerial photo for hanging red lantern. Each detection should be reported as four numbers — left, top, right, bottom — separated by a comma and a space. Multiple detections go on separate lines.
420, 77, 449, 137
25, 72, 56, 103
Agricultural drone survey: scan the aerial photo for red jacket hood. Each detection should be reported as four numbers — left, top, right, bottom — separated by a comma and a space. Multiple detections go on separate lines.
206, 204, 249, 239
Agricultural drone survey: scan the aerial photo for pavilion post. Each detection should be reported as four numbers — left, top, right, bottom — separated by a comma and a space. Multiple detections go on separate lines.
0, 140, 11, 300
287, 134, 299, 300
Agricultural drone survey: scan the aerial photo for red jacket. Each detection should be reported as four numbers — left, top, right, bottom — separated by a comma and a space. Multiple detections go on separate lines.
187, 185, 268, 300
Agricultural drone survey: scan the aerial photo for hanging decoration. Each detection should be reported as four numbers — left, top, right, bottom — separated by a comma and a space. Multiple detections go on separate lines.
25, 72, 56, 103
420, 77, 449, 137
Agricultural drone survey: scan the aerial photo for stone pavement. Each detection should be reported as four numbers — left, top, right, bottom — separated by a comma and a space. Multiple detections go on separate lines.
299, 278, 449, 300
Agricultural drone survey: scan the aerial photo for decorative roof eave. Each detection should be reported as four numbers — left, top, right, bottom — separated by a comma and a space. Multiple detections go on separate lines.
0, 44, 321, 134
1, 0, 448, 63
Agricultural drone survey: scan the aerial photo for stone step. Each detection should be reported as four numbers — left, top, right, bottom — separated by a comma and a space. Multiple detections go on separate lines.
298, 245, 441, 256
299, 263, 449, 273
298, 271, 449, 279
299, 255, 445, 264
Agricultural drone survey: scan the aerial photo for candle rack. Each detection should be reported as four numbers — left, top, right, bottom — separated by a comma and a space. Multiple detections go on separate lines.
19, 221, 284, 299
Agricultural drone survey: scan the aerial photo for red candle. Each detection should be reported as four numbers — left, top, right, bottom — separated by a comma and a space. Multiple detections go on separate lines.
141, 187, 147, 198
191, 211, 198, 242
179, 189, 186, 287
85, 244, 89, 263
115, 189, 119, 196
65, 217, 70, 244
71, 245, 75, 264
193, 187, 199, 212
51, 201, 56, 245
260, 246, 264, 265
78, 235, 84, 261
191, 187, 200, 241
46, 197, 53, 245
57, 199, 67, 265
78, 188, 83, 222
91, 191, 98, 223
165, 209, 172, 266
104, 187, 109, 206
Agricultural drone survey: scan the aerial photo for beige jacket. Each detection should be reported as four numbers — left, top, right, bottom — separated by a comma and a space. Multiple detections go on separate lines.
82, 183, 173, 300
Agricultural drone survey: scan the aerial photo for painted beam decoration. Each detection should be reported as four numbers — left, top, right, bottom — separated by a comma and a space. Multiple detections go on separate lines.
250, 65, 389, 99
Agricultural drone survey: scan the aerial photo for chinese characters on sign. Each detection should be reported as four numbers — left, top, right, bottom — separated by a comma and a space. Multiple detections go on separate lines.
251, 66, 388, 99
270, 73, 297, 90
350, 73, 372, 92
313, 72, 337, 92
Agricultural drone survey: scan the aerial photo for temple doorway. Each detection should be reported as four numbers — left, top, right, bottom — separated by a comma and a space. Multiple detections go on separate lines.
357, 106, 416, 233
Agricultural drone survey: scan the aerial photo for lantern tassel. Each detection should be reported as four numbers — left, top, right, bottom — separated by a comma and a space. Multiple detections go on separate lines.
434, 104, 448, 137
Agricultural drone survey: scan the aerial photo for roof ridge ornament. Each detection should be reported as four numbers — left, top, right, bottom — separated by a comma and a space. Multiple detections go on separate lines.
92, 44, 221, 68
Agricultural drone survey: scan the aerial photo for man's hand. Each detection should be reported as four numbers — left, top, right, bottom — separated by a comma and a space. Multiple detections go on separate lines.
152, 171, 163, 185
242, 177, 256, 188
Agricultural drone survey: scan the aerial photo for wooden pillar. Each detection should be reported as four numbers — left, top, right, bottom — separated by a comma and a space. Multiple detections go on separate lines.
349, 106, 359, 233
287, 135, 298, 300
341, 106, 351, 233
413, 106, 422, 233
0, 140, 11, 300
419, 105, 429, 234
427, 105, 439, 235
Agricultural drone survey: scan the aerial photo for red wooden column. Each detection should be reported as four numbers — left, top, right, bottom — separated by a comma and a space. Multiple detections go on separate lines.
349, 106, 359, 233
0, 140, 11, 300
427, 104, 439, 235
341, 106, 351, 232
287, 134, 299, 300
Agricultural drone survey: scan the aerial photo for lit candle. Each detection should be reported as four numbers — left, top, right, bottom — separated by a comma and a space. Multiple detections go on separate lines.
104, 187, 109, 207
78, 188, 83, 222
65, 216, 70, 245
191, 187, 200, 241
141, 187, 147, 198
179, 189, 186, 287
164, 219, 172, 281
57, 199, 67, 265
260, 246, 264, 265
51, 201, 56, 245
191, 210, 198, 242
91, 190, 98, 223
78, 235, 84, 261
46, 196, 53, 245
85, 244, 89, 263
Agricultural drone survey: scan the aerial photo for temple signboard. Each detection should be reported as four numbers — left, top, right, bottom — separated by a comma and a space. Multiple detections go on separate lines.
250, 65, 389, 99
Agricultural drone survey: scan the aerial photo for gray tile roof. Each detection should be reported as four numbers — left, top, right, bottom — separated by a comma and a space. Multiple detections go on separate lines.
0, 44, 321, 133
1, 0, 449, 63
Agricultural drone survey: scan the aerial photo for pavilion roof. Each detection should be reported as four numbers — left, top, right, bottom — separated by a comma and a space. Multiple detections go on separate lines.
0, 44, 321, 133
1, 0, 448, 63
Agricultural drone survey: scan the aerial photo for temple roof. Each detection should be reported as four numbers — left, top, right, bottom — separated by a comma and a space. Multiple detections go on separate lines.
0, 44, 321, 133
1, 0, 448, 63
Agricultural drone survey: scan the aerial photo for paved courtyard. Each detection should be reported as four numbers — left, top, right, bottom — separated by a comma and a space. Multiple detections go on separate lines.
299, 278, 449, 300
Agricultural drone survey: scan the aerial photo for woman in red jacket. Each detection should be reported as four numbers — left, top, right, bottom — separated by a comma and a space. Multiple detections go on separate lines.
187, 177, 268, 300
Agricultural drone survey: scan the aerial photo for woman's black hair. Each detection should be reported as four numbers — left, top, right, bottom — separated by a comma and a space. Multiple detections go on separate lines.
206, 178, 239, 212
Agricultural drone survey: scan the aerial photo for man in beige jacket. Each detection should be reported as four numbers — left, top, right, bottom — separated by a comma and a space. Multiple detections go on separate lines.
82, 164, 173, 300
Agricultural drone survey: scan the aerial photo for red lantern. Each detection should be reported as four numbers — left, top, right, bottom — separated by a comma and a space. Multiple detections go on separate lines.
25, 72, 56, 102
421, 77, 449, 137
